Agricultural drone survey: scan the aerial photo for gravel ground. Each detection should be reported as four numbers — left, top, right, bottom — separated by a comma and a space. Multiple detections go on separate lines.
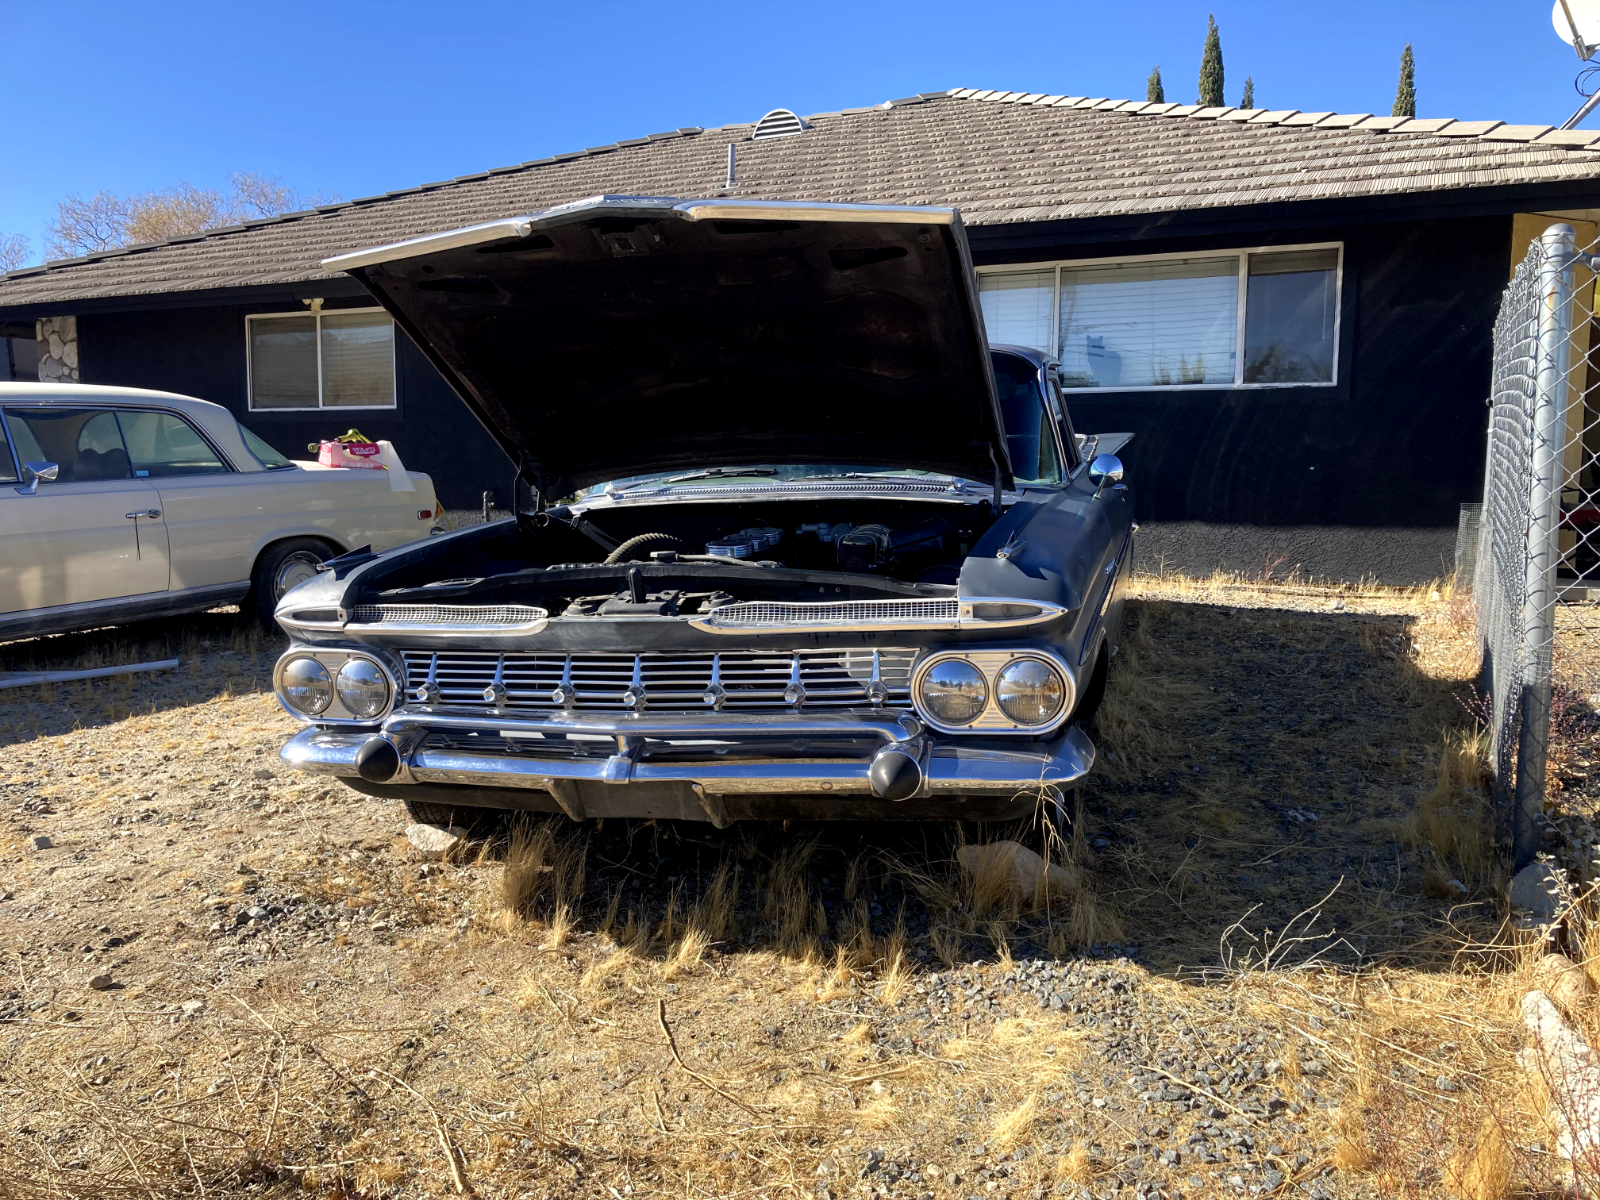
0, 582, 1526, 1198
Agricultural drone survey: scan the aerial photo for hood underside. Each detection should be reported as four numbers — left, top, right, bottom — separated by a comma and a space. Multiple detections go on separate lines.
325, 196, 1010, 498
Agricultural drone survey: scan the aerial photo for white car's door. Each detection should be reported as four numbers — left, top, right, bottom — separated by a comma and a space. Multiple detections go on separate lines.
115, 408, 269, 591
0, 407, 169, 613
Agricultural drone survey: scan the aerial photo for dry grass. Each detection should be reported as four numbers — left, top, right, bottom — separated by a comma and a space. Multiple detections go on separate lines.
10, 572, 1600, 1198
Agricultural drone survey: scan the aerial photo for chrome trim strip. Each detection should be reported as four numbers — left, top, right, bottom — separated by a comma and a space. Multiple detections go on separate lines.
345, 603, 549, 634
911, 646, 1077, 736
687, 597, 1066, 635
323, 217, 536, 271
279, 722, 1093, 798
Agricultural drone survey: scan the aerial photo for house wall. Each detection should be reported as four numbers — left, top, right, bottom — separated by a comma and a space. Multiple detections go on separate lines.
76, 300, 513, 512
66, 212, 1511, 580
971, 213, 1512, 531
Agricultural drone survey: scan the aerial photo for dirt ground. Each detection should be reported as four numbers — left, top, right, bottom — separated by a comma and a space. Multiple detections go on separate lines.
0, 578, 1585, 1199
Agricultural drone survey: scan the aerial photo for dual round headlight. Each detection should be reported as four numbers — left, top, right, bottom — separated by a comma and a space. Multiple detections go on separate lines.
916, 654, 1068, 729
278, 655, 391, 720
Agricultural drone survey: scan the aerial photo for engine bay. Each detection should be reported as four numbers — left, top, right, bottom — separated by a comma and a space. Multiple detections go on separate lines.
366, 498, 1001, 618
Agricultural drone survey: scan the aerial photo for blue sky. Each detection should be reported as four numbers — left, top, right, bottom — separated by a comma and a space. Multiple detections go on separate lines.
0, 1, 1593, 267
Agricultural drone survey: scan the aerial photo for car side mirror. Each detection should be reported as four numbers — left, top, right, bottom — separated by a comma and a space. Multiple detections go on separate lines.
15, 461, 59, 496
1088, 454, 1123, 498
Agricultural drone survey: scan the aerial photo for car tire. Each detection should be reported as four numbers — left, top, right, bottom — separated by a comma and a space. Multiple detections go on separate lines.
249, 538, 333, 627
1073, 643, 1110, 725
402, 798, 504, 834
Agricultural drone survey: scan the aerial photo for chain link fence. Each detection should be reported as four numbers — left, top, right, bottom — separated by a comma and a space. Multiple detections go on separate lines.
1478, 223, 1600, 866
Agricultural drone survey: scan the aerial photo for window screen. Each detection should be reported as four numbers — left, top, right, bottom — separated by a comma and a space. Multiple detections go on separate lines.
1243, 250, 1339, 383
978, 271, 1055, 355
1057, 256, 1239, 388
116, 411, 229, 477
321, 312, 396, 407
3, 408, 131, 482
250, 316, 318, 409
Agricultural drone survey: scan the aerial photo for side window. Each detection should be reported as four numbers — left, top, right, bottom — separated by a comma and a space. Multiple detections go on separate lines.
0, 414, 19, 483
116, 411, 229, 477
1046, 374, 1081, 470
990, 352, 1064, 486
2, 408, 131, 483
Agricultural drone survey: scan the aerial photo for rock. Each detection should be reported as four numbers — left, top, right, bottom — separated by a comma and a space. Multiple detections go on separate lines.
88, 974, 113, 991
180, 999, 206, 1018
406, 823, 466, 859
252, 768, 274, 781
1509, 862, 1564, 920
30, 835, 51, 851
957, 841, 1078, 898
1535, 953, 1594, 1018
1520, 990, 1600, 1162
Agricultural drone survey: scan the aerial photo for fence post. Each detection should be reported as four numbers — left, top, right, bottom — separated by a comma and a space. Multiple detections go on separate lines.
1514, 223, 1576, 867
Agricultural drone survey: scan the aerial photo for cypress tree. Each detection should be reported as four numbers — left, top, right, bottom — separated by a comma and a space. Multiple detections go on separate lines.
1240, 76, 1255, 109
1147, 65, 1165, 104
1392, 44, 1415, 118
1198, 14, 1224, 108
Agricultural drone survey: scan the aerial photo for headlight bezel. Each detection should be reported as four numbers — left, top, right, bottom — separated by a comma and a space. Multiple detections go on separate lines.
273, 648, 399, 725
994, 656, 1067, 727
912, 648, 1075, 735
335, 657, 392, 720
917, 657, 990, 727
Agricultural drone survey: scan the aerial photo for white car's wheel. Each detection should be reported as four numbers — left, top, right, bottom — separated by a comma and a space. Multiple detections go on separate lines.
250, 538, 334, 626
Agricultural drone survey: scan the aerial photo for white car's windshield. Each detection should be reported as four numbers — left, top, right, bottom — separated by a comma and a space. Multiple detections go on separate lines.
237, 422, 295, 470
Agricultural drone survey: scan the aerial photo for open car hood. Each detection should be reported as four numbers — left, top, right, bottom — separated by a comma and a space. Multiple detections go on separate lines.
324, 196, 1010, 498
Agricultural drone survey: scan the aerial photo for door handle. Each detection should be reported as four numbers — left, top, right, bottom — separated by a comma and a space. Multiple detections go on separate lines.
125, 509, 161, 519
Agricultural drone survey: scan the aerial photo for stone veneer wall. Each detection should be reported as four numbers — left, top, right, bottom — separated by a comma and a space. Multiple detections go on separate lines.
35, 315, 78, 382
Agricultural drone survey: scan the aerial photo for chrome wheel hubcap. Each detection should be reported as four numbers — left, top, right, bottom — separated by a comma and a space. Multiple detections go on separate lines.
273, 552, 322, 600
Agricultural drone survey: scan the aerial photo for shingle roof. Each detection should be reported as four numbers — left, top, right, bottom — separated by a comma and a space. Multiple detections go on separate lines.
6, 88, 1600, 309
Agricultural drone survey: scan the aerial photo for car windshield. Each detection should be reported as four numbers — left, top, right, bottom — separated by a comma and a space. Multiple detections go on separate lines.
237, 422, 295, 470
580, 465, 968, 497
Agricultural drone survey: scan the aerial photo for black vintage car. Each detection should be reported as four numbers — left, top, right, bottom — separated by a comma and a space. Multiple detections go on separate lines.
272, 196, 1134, 827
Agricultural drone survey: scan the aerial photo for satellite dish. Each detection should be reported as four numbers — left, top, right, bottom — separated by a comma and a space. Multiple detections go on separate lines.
1555, 0, 1600, 55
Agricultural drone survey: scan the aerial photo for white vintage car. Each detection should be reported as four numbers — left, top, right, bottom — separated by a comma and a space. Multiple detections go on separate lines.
0, 383, 439, 640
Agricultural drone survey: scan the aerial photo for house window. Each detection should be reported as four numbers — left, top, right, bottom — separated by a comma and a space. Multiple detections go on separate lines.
247, 309, 396, 410
976, 243, 1342, 391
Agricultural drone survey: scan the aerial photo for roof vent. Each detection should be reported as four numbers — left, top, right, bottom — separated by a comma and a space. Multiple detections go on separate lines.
751, 108, 810, 140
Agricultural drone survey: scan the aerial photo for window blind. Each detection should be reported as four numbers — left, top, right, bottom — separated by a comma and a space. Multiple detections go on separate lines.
249, 317, 319, 409
978, 270, 1055, 355
1057, 257, 1239, 388
321, 312, 396, 407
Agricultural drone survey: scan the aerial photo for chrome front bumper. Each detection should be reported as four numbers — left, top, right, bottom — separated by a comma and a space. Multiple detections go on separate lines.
279, 707, 1094, 817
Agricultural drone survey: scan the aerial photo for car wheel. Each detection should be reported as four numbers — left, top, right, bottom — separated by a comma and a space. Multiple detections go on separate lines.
250, 538, 333, 626
402, 798, 505, 833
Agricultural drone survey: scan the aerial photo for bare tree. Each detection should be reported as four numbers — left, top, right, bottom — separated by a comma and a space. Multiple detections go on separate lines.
0, 233, 29, 272
46, 191, 130, 258
46, 174, 339, 259
123, 182, 231, 246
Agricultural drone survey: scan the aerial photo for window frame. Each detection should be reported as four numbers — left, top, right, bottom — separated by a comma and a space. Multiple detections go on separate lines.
976, 241, 1344, 394
245, 307, 398, 412
0, 403, 242, 481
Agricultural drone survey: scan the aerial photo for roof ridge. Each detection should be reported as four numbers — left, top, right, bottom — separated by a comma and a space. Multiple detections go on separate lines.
946, 87, 1591, 151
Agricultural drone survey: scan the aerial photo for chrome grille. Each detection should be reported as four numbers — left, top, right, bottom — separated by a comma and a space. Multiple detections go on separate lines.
348, 604, 548, 628
401, 649, 918, 711
697, 599, 960, 629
